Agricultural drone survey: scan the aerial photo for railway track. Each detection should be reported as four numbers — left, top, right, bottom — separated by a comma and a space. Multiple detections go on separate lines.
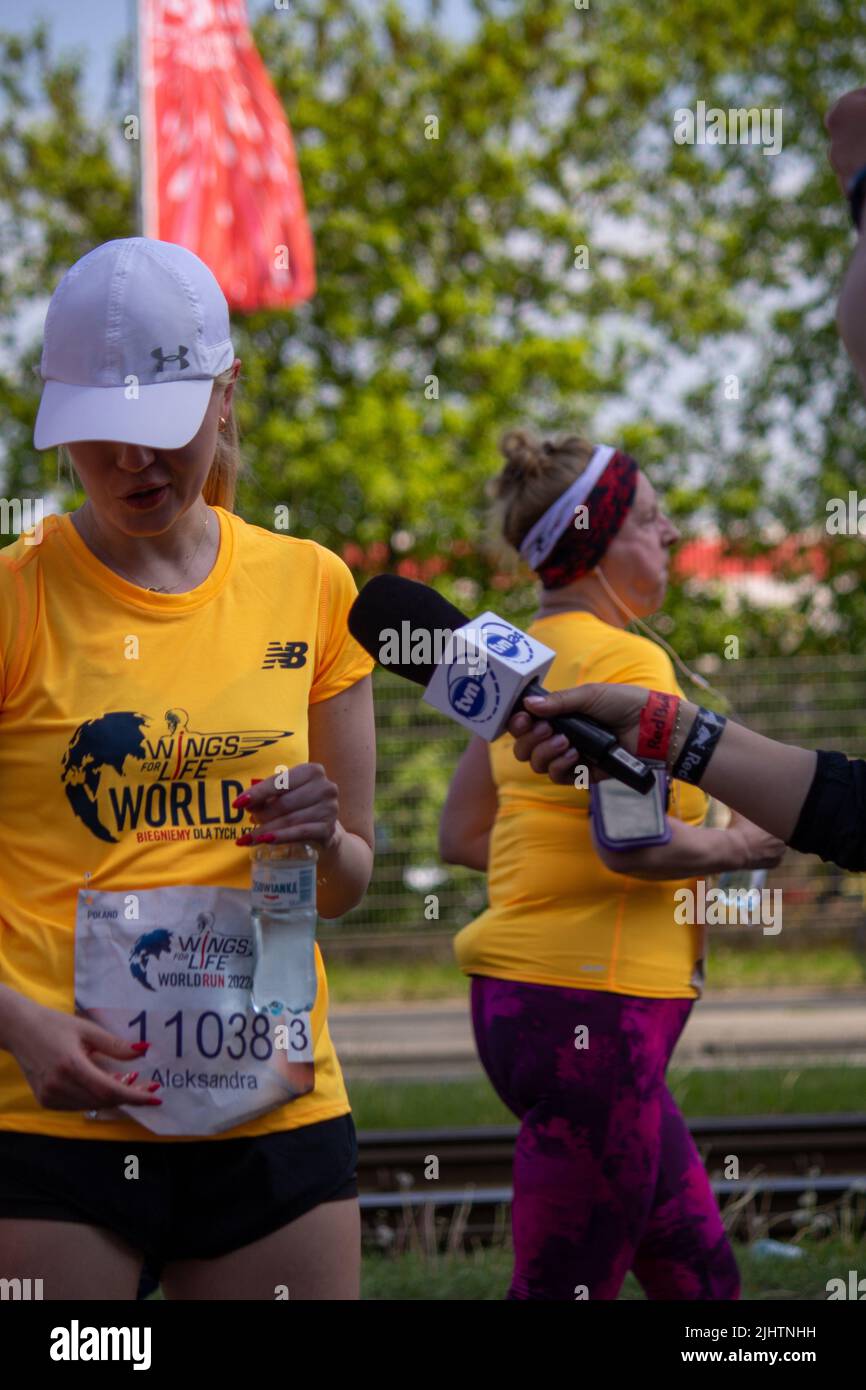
357, 1114, 866, 1245
135, 1113, 866, 1292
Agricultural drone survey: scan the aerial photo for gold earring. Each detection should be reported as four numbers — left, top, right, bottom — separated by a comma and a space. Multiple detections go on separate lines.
219, 417, 227, 432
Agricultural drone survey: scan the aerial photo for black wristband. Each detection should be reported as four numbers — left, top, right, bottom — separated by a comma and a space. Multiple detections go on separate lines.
847, 163, 866, 231
670, 706, 727, 785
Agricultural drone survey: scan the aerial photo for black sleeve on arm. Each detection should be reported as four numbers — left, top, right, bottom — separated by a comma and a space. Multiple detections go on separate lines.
787, 750, 866, 870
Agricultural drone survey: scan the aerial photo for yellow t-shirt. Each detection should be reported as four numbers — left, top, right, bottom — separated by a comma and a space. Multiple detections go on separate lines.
453, 612, 709, 998
0, 506, 373, 1140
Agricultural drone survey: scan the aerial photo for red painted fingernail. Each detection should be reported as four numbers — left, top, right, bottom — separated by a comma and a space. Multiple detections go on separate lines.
131, 1042, 150, 1054
146, 1081, 162, 1092
233, 793, 251, 808
236, 834, 252, 846
252, 832, 276, 843
148, 1098, 163, 1106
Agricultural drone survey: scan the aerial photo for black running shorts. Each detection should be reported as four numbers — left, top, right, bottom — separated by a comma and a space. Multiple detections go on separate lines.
0, 1112, 358, 1273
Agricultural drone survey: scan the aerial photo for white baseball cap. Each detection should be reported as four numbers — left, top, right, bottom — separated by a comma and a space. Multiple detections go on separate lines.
33, 237, 235, 450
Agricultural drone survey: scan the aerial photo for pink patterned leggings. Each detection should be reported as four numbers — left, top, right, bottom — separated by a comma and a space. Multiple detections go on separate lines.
470, 976, 740, 1301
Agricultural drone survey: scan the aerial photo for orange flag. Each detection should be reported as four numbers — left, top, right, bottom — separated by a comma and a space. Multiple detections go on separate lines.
140, 0, 315, 312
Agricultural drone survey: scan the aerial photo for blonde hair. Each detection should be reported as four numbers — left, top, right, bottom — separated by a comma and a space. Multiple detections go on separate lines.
58, 367, 244, 511
492, 427, 596, 553
201, 366, 243, 511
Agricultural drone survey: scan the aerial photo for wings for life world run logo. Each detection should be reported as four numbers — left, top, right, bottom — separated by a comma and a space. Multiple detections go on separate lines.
129, 911, 253, 992
60, 707, 291, 844
446, 622, 534, 725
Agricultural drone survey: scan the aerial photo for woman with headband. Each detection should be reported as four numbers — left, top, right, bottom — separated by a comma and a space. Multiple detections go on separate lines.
0, 238, 375, 1300
439, 430, 784, 1301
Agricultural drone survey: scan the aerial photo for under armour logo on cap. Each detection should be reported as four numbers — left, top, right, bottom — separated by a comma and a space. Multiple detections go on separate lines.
151, 345, 190, 371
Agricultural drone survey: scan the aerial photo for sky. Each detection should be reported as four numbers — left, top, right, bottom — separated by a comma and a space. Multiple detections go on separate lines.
0, 0, 473, 119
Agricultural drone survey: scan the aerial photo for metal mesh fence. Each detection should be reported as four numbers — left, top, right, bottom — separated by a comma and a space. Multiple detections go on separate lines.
318, 656, 866, 947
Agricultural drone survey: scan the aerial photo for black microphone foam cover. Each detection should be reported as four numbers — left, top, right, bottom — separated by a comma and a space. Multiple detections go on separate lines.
347, 573, 470, 687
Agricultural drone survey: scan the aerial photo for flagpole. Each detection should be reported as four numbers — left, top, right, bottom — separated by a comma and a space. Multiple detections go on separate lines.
129, 0, 144, 236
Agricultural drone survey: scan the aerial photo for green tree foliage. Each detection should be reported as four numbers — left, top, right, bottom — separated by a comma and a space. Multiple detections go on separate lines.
1, 0, 865, 670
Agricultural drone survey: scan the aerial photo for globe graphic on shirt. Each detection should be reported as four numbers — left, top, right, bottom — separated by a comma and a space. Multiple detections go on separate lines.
61, 712, 150, 843
129, 929, 173, 992
60, 708, 292, 843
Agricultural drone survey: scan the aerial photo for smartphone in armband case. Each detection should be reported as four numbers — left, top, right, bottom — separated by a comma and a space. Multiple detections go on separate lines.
589, 761, 671, 851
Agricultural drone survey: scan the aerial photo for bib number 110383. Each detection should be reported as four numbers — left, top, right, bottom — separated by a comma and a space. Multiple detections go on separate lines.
74, 885, 315, 1135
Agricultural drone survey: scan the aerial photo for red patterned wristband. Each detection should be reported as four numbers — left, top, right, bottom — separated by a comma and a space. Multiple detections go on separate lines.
637, 690, 679, 762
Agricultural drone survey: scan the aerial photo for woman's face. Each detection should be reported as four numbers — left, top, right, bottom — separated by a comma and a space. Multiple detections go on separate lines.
597, 471, 680, 616
67, 373, 236, 534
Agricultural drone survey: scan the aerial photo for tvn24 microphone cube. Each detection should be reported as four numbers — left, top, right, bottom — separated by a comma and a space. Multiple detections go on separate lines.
422, 611, 556, 740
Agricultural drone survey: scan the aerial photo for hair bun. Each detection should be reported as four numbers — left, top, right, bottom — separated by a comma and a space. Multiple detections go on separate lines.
499, 427, 547, 481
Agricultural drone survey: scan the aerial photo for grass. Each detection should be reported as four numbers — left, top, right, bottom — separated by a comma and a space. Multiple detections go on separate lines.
708, 944, 866, 990
324, 945, 866, 1004
326, 958, 466, 1003
146, 1233, 865, 1300
348, 1066, 866, 1131
351, 1077, 514, 1129
668, 1066, 866, 1118
360, 1236, 866, 1300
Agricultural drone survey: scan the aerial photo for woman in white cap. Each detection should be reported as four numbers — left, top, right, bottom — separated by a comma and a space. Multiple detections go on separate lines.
0, 237, 375, 1300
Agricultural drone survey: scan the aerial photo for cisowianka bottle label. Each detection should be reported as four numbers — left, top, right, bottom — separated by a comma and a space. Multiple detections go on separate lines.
251, 864, 315, 910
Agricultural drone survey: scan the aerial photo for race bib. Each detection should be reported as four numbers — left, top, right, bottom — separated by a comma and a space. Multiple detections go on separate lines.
74, 886, 315, 1136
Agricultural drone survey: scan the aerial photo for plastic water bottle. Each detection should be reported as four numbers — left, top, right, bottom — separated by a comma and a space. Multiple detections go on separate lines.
717, 868, 767, 912
751, 1239, 804, 1261
250, 842, 318, 1016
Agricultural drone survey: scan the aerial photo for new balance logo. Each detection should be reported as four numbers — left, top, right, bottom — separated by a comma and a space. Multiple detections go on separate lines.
262, 641, 308, 670
151, 345, 190, 371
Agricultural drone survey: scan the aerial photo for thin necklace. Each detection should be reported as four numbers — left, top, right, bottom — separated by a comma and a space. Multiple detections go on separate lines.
78, 506, 212, 593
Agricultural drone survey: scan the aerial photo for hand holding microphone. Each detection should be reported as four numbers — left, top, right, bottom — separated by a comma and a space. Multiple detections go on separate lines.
511, 686, 786, 875
509, 683, 654, 782
511, 682, 732, 793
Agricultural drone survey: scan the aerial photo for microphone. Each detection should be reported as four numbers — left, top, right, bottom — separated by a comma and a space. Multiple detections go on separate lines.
348, 573, 656, 794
